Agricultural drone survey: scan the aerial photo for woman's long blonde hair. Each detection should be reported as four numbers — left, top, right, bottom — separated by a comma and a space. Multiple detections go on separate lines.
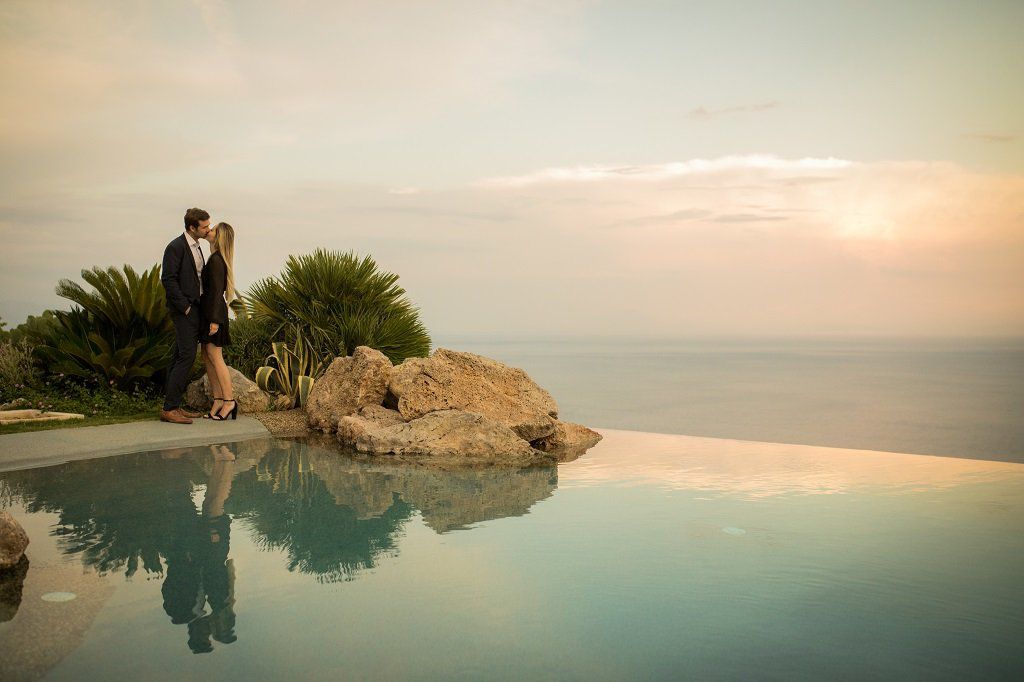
212, 222, 236, 302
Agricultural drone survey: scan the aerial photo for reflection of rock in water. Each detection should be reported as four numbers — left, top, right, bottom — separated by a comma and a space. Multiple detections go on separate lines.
227, 440, 559, 581
300, 446, 558, 533
0, 554, 29, 622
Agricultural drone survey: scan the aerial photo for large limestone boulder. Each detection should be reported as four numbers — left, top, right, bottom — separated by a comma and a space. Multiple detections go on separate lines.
0, 512, 29, 569
184, 366, 274, 413
337, 405, 405, 445
351, 409, 555, 467
532, 421, 604, 462
306, 346, 393, 432
387, 348, 559, 441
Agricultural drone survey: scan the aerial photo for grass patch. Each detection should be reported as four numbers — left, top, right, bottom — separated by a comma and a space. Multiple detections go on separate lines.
0, 409, 161, 435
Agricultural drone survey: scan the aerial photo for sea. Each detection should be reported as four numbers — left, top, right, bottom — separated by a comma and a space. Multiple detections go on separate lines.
432, 335, 1024, 463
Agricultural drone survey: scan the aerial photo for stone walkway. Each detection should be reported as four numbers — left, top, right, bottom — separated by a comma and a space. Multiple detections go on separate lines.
0, 416, 269, 472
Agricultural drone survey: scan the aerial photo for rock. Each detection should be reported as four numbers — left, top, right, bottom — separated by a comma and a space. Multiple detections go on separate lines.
0, 398, 29, 411
184, 366, 273, 413
306, 346, 393, 432
387, 348, 559, 441
532, 420, 603, 452
351, 408, 555, 467
0, 512, 29, 569
531, 421, 603, 462
337, 405, 405, 445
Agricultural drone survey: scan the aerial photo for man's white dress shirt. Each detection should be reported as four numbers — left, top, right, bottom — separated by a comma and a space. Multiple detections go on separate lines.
184, 230, 205, 296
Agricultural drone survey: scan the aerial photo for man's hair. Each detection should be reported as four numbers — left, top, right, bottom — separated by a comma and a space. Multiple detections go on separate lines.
183, 207, 210, 230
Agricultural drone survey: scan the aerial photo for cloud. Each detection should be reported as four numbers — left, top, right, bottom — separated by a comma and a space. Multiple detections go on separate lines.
962, 133, 1016, 143
5, 155, 1021, 337
686, 101, 780, 120
474, 155, 854, 187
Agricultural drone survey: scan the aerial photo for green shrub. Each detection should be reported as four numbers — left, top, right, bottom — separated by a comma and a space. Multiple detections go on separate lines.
0, 339, 40, 401
13, 375, 161, 417
7, 311, 59, 346
246, 249, 431, 367
30, 265, 175, 389
223, 315, 280, 379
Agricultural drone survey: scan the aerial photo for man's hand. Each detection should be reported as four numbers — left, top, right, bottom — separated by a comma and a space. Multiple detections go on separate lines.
209, 323, 219, 335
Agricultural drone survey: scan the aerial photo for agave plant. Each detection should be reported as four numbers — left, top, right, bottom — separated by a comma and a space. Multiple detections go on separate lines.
31, 265, 175, 387
255, 331, 322, 408
246, 249, 431, 366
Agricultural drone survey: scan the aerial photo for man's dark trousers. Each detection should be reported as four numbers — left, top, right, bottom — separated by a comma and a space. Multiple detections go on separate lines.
163, 306, 200, 411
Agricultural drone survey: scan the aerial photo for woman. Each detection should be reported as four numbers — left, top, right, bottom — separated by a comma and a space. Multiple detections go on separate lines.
200, 222, 238, 420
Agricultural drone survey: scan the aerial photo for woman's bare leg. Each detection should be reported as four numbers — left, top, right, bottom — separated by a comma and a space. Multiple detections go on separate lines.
202, 344, 224, 416
208, 344, 235, 417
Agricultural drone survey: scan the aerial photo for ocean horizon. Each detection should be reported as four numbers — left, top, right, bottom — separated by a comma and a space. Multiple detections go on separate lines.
432, 334, 1024, 463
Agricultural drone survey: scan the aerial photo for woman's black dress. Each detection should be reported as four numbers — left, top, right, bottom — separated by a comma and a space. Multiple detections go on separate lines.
200, 251, 231, 347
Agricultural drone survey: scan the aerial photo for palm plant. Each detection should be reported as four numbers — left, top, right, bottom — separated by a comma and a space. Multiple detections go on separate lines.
246, 249, 431, 366
31, 265, 175, 387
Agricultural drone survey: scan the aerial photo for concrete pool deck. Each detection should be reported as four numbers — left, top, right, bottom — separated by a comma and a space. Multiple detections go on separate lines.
0, 416, 270, 472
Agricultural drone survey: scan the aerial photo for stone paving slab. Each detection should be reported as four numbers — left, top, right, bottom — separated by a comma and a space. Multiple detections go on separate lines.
0, 415, 270, 472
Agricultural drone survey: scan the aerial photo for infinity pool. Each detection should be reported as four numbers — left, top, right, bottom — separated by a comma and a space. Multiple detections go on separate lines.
1, 430, 1022, 680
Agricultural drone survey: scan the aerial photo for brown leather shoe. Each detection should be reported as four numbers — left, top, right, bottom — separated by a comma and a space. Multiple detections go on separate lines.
178, 407, 203, 418
160, 409, 193, 424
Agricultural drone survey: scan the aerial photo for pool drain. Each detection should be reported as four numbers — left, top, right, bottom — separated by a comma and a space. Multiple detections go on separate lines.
41, 592, 77, 602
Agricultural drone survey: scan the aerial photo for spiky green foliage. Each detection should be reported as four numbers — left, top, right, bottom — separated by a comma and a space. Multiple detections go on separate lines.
246, 249, 431, 366
31, 265, 175, 387
255, 332, 321, 408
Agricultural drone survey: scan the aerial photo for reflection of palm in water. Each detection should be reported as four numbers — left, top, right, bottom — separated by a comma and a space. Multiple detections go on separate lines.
226, 445, 415, 583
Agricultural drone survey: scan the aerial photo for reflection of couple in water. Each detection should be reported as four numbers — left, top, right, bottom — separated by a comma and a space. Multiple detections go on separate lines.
161, 444, 238, 654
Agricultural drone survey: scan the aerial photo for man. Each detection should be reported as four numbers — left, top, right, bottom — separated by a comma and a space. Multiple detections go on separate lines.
160, 207, 212, 424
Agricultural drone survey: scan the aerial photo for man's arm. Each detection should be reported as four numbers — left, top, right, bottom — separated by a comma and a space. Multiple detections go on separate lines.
161, 240, 191, 315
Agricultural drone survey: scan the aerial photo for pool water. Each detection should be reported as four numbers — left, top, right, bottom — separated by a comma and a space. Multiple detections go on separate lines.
1, 430, 1022, 680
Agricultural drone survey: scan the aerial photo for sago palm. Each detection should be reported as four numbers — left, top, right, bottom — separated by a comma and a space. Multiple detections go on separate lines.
32, 265, 176, 387
246, 249, 431, 365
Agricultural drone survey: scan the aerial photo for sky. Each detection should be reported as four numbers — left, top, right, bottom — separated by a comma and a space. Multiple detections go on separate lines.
0, 0, 1021, 337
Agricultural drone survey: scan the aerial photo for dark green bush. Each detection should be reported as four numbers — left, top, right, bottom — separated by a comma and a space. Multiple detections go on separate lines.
0, 339, 40, 402
223, 316, 281, 379
246, 249, 431, 366
30, 265, 175, 389
13, 374, 161, 417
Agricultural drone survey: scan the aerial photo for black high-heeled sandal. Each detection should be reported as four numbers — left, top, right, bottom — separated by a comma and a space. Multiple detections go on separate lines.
211, 399, 238, 421
204, 397, 224, 419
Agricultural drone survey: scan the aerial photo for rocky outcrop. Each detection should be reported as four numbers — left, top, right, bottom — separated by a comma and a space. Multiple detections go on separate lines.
336, 405, 405, 444
0, 511, 29, 569
305, 346, 601, 466
531, 421, 603, 459
387, 348, 559, 441
185, 366, 274, 413
351, 409, 554, 467
306, 346, 393, 432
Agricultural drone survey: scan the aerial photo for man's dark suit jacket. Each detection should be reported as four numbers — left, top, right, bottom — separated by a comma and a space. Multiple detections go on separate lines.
162, 234, 202, 315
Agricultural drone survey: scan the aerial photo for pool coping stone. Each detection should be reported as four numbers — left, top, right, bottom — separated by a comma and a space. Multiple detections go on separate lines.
0, 415, 271, 472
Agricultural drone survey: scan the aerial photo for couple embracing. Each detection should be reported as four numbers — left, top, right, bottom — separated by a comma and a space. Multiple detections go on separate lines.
159, 207, 238, 424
